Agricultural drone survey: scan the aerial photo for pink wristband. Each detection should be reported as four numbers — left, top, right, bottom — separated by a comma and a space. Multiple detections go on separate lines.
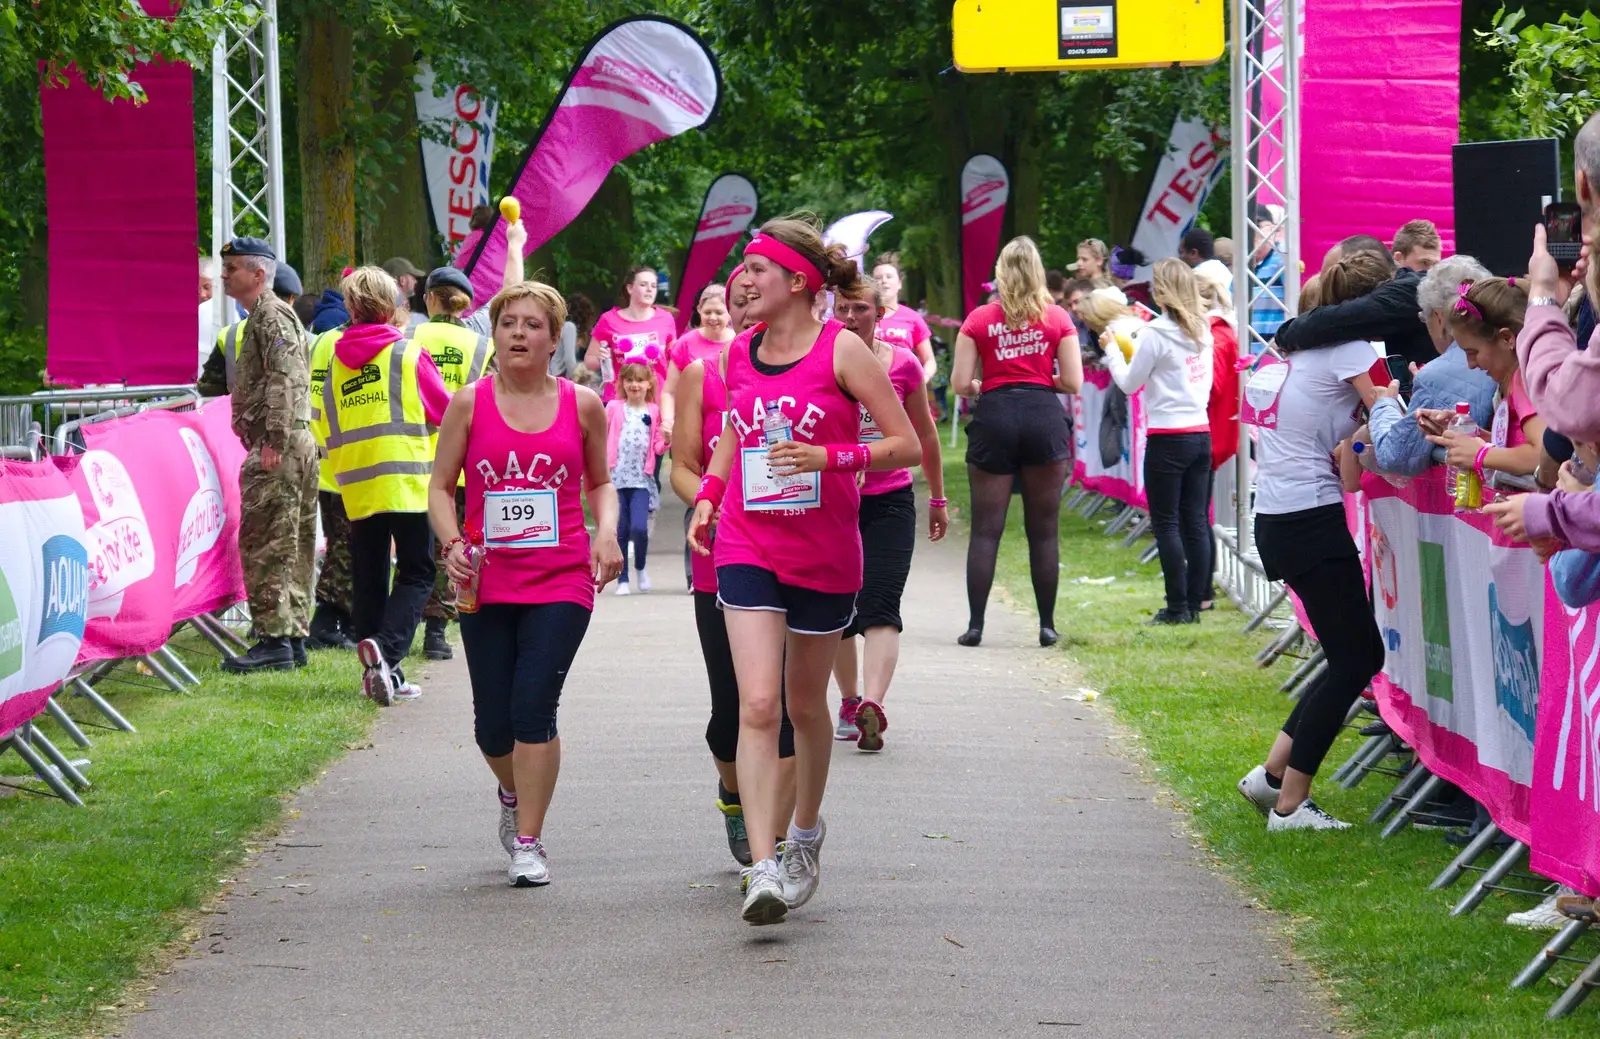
826, 444, 872, 472
695, 474, 727, 508
1473, 444, 1492, 482
929, 497, 948, 509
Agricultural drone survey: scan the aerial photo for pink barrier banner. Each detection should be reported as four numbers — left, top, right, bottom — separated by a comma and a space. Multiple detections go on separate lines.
960, 154, 1009, 316
0, 461, 90, 740
1363, 470, 1541, 842
1300, 0, 1460, 264
1070, 367, 1146, 510
457, 16, 720, 303
42, 55, 199, 386
672, 173, 758, 333
1532, 584, 1600, 896
63, 401, 245, 664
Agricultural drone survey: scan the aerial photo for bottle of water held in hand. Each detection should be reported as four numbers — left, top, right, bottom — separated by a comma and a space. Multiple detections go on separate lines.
763, 407, 795, 486
455, 524, 488, 614
1448, 402, 1483, 510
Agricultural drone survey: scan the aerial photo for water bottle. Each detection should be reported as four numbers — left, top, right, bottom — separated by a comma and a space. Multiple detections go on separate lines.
455, 525, 488, 614
1447, 402, 1482, 510
763, 408, 795, 486
598, 345, 614, 388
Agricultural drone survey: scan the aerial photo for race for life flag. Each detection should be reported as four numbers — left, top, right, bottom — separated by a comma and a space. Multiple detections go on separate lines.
1131, 117, 1227, 266
458, 16, 722, 302
960, 154, 1009, 315
1532, 584, 1600, 896
415, 65, 498, 255
1070, 368, 1147, 510
824, 211, 895, 273
672, 173, 758, 333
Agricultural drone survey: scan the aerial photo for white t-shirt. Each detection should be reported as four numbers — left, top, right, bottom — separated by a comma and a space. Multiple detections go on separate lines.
1254, 340, 1381, 516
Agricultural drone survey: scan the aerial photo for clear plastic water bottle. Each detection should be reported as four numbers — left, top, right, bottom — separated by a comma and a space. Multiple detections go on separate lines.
763, 408, 795, 486
1447, 402, 1482, 509
455, 525, 488, 614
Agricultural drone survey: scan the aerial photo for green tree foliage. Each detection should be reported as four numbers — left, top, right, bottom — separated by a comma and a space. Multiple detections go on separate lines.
1478, 6, 1600, 139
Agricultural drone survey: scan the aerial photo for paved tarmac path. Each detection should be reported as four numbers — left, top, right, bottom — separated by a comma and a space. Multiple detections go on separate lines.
118, 507, 1326, 1038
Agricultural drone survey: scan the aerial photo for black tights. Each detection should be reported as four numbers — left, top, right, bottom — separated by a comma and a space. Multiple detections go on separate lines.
1279, 553, 1385, 775
965, 462, 1067, 632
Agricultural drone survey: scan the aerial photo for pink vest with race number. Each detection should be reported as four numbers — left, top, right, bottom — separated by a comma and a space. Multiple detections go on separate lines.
860, 345, 923, 496
691, 360, 728, 595
715, 320, 863, 594
464, 377, 593, 610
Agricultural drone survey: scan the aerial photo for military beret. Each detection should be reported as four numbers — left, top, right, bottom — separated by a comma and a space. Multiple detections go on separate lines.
273, 262, 303, 297
220, 236, 276, 260
425, 266, 474, 296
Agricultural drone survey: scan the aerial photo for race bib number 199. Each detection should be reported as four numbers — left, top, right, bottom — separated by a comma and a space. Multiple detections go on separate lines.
484, 489, 559, 547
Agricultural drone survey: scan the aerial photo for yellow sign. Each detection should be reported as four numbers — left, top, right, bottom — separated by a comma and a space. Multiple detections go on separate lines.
953, 0, 1225, 72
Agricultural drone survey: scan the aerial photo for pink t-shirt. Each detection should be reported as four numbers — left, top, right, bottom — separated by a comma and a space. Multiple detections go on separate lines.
592, 307, 676, 400
959, 302, 1076, 390
877, 306, 932, 358
861, 346, 924, 496
691, 360, 728, 595
1494, 370, 1538, 449
669, 328, 732, 375
464, 377, 594, 610
716, 320, 864, 594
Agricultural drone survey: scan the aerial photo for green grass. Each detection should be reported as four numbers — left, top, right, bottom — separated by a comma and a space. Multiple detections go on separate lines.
943, 450, 1600, 1039
0, 631, 374, 1039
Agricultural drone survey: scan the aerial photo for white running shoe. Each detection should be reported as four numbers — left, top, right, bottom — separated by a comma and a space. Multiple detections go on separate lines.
498, 800, 518, 855
615, 582, 631, 597
780, 818, 826, 908
741, 859, 786, 925
509, 837, 551, 887
1237, 765, 1279, 814
1266, 799, 1351, 832
390, 674, 422, 702
356, 638, 393, 706
637, 569, 653, 592
1507, 890, 1576, 930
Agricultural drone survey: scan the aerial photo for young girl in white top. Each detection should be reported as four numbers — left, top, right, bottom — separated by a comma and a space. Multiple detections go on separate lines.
1101, 259, 1214, 624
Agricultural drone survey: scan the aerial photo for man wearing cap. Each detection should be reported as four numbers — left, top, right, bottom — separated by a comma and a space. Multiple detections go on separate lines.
198, 259, 304, 397
412, 265, 493, 659
382, 256, 428, 332
218, 237, 320, 673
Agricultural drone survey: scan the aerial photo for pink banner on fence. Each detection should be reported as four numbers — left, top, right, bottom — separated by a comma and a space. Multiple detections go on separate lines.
1531, 583, 1600, 897
171, 400, 247, 620
457, 17, 720, 303
1070, 367, 1146, 510
960, 154, 1009, 316
1300, 0, 1460, 265
672, 173, 757, 333
42, 57, 198, 386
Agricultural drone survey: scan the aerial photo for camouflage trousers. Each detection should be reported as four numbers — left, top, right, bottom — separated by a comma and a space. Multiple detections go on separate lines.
238, 429, 319, 638
316, 490, 352, 614
423, 487, 467, 622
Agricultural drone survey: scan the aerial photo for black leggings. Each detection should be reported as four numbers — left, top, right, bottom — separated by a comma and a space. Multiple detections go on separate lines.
459, 601, 591, 755
965, 462, 1067, 632
349, 510, 435, 669
1278, 554, 1385, 774
1144, 432, 1213, 614
696, 591, 793, 762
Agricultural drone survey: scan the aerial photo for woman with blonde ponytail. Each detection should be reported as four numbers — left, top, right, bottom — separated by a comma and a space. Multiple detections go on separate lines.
1101, 258, 1214, 624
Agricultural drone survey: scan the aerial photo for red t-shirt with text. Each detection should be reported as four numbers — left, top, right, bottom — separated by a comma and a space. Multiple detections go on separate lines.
959, 302, 1076, 390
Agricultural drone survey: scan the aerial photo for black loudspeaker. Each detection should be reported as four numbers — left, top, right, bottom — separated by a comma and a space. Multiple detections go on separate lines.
1452, 138, 1561, 276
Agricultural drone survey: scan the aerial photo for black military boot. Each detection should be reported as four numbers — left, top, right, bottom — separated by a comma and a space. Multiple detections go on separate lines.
291, 638, 307, 668
424, 617, 453, 660
307, 605, 341, 650
221, 636, 296, 673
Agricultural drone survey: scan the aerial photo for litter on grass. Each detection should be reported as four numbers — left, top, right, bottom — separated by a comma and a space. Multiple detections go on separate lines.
1071, 575, 1116, 585
1061, 688, 1100, 702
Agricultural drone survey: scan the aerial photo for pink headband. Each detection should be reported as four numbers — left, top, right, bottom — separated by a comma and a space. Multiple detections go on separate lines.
744, 235, 822, 293
1453, 281, 1483, 322
725, 263, 745, 301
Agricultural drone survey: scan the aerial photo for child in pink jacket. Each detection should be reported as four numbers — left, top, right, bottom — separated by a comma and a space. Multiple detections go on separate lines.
605, 363, 667, 594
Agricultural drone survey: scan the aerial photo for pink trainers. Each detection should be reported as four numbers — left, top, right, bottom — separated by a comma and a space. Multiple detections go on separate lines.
856, 699, 887, 752
835, 696, 861, 741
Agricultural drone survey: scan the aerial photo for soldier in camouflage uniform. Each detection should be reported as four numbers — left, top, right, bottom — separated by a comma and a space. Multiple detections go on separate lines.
218, 237, 320, 673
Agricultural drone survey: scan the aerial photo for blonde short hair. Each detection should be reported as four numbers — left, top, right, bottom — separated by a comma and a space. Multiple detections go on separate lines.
342, 266, 400, 325
488, 280, 569, 332
1080, 285, 1133, 333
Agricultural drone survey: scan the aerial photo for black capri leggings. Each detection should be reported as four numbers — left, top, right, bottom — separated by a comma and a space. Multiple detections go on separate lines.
1257, 508, 1385, 775
696, 591, 793, 763
845, 485, 916, 637
459, 601, 592, 755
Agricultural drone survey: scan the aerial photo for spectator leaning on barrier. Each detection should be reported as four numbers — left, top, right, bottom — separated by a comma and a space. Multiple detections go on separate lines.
1391, 218, 1443, 272
1271, 234, 1436, 369
1366, 255, 1498, 475
313, 266, 452, 705
217, 236, 320, 675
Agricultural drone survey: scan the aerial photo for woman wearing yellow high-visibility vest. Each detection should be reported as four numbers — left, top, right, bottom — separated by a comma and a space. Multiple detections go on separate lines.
310, 266, 452, 705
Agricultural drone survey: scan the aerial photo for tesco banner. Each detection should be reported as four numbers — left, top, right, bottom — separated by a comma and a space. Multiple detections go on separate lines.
1070, 368, 1147, 510
1131, 117, 1227, 268
0, 461, 90, 740
672, 173, 758, 333
960, 154, 1009, 316
416, 65, 498, 255
458, 16, 721, 303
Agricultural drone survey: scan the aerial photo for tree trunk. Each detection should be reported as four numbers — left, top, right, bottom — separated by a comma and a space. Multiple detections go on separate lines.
297, 8, 355, 295
19, 231, 48, 328
358, 36, 436, 269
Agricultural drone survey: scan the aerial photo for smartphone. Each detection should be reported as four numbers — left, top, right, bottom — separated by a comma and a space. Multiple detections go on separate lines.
1384, 353, 1414, 396
1545, 201, 1583, 269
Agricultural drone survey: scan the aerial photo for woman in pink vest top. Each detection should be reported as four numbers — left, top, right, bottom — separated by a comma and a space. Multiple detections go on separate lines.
688, 218, 921, 925
430, 281, 624, 890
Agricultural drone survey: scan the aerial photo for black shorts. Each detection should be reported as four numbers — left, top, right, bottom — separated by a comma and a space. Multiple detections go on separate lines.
965, 383, 1072, 475
845, 486, 915, 637
1254, 505, 1358, 583
717, 564, 858, 635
